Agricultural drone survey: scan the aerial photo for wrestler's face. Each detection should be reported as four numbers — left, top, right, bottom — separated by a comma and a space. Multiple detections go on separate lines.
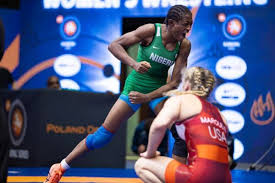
170, 16, 193, 41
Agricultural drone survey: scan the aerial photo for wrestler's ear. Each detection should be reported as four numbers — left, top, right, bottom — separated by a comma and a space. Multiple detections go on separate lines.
167, 19, 176, 27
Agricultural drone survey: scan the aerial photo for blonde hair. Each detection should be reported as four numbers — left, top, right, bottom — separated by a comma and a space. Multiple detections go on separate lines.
165, 67, 215, 98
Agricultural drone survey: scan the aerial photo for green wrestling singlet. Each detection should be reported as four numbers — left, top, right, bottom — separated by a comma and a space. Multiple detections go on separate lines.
122, 23, 181, 95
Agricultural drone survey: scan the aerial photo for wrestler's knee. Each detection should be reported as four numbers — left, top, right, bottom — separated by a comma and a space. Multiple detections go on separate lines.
135, 157, 147, 175
85, 126, 114, 150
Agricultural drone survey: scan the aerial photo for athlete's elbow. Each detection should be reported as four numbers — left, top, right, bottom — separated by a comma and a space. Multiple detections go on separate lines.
108, 41, 125, 56
108, 42, 115, 53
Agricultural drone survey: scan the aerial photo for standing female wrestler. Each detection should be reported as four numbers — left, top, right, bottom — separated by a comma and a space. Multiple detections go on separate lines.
44, 5, 193, 183
135, 67, 232, 183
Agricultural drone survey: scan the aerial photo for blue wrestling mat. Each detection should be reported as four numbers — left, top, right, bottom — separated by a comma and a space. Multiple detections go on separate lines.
7, 167, 275, 183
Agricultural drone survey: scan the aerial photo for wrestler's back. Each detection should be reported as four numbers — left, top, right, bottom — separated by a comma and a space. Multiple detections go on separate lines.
175, 97, 232, 183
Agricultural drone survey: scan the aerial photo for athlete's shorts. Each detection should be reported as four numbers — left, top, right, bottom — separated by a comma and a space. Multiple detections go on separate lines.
165, 160, 192, 183
119, 94, 168, 112
165, 159, 232, 183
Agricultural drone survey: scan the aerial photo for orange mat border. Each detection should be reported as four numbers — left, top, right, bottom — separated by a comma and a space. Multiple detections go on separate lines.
7, 176, 143, 183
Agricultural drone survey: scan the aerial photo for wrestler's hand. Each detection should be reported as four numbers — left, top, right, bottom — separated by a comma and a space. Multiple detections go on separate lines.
140, 151, 160, 159
129, 91, 151, 104
133, 61, 151, 74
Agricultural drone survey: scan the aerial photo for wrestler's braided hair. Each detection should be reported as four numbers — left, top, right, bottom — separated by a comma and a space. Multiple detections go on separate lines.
183, 67, 215, 98
164, 5, 192, 25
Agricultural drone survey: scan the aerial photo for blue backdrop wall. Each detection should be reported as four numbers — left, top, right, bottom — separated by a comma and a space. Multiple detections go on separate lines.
0, 0, 274, 165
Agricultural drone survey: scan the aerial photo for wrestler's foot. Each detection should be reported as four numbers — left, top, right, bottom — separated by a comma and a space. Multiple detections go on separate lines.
44, 163, 65, 183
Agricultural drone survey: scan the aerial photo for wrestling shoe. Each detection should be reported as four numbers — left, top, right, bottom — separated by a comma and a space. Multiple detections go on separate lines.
44, 163, 65, 183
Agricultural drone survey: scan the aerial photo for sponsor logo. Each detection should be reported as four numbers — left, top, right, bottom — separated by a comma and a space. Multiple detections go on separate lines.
60, 41, 76, 50
223, 14, 246, 40
9, 149, 29, 159
215, 82, 246, 107
221, 110, 245, 134
60, 79, 80, 90
216, 55, 247, 80
46, 123, 98, 134
233, 138, 244, 160
60, 16, 81, 40
8, 99, 27, 147
152, 46, 160, 50
54, 54, 81, 77
64, 20, 77, 36
250, 91, 274, 125
222, 41, 240, 49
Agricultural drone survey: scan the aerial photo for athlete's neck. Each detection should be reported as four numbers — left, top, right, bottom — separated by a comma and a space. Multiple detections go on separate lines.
162, 25, 178, 45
